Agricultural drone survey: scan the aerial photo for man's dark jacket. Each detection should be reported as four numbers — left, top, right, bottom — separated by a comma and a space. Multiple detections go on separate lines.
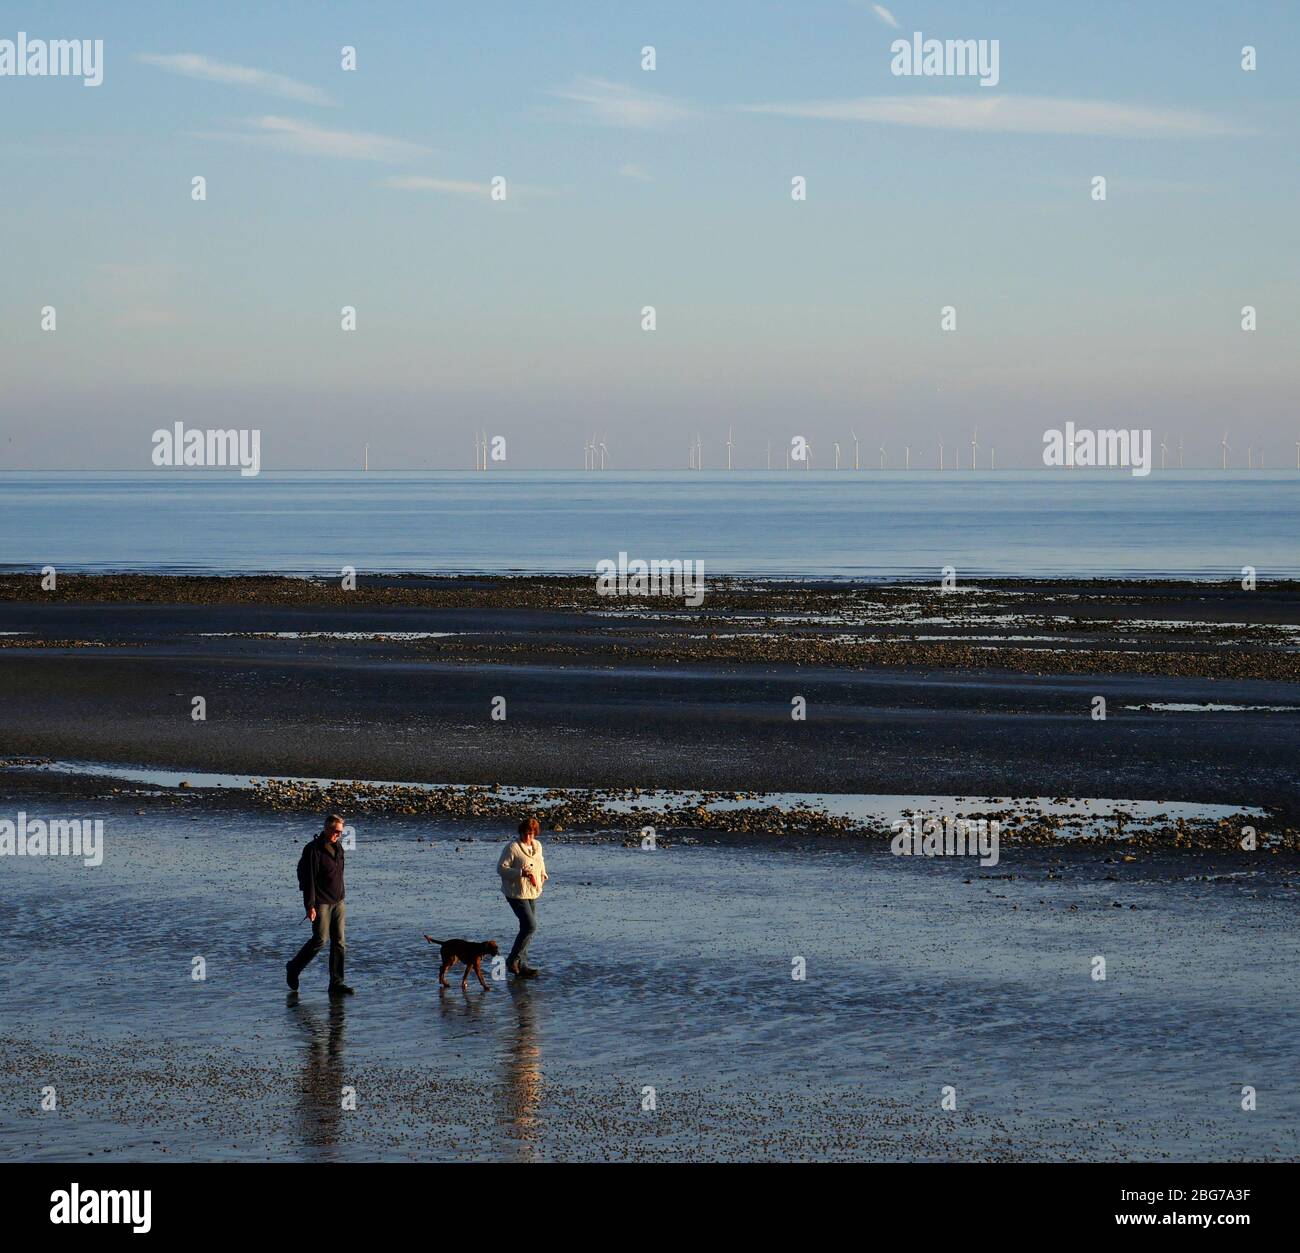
301, 835, 345, 912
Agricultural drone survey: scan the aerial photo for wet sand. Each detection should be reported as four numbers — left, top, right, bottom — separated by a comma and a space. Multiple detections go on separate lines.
2, 778, 1296, 1162
1, 575, 1298, 814
2, 575, 1297, 1160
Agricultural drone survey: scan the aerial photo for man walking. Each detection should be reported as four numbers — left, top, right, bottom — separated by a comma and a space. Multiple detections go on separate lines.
286, 813, 354, 996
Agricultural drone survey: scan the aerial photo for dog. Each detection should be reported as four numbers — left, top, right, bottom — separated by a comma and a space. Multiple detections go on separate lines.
423, 935, 499, 990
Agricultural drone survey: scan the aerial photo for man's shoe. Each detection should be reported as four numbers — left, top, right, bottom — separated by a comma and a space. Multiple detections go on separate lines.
328, 982, 355, 996
286, 963, 299, 991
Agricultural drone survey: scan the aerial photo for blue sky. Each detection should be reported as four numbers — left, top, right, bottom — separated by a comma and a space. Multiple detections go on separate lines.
2, 0, 1296, 469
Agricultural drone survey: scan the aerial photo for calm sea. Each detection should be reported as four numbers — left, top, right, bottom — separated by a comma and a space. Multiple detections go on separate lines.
0, 470, 1295, 579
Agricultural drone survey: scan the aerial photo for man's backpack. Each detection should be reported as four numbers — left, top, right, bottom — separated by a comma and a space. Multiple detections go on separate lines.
296, 840, 314, 896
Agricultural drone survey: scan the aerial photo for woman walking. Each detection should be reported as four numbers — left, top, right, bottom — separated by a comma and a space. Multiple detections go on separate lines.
498, 816, 548, 978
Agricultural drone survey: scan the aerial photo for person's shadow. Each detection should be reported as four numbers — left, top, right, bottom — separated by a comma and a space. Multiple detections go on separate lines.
495, 980, 543, 1160
290, 997, 348, 1157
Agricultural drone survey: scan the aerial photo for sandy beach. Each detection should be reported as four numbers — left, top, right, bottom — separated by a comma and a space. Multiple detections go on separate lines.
2, 574, 1298, 820
1, 771, 1297, 1163
2, 572, 1298, 1162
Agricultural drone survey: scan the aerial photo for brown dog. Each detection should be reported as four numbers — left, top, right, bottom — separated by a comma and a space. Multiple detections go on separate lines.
424, 935, 499, 990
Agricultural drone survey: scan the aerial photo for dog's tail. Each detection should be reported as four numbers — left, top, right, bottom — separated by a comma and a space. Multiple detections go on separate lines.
423, 935, 447, 945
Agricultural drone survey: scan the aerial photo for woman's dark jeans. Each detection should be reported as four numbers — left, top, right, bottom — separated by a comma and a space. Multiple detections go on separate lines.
506, 897, 538, 968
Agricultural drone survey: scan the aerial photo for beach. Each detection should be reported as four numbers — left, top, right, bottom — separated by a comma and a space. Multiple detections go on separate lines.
1, 573, 1297, 819
1, 771, 1297, 1163
0, 571, 1294, 1159
2, 570, 1298, 1162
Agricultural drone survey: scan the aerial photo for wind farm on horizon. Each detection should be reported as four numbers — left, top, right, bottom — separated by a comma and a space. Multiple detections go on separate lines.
350, 429, 1300, 472
554, 427, 1292, 472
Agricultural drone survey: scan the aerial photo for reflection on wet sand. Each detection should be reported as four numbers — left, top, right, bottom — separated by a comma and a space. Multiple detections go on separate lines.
291, 996, 347, 1158
497, 982, 543, 1161
437, 982, 489, 1022
6, 800, 1296, 1162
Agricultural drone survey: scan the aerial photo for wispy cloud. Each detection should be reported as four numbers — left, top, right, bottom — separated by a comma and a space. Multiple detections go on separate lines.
137, 53, 333, 106
384, 176, 491, 196
547, 76, 689, 129
199, 116, 431, 162
384, 174, 552, 202
738, 95, 1242, 137
618, 163, 653, 182
870, 4, 901, 29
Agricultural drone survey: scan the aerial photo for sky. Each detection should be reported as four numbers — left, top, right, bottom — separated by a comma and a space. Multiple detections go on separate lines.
1, 0, 1297, 470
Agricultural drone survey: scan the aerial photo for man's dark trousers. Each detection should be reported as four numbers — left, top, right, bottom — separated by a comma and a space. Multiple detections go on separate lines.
289, 901, 346, 986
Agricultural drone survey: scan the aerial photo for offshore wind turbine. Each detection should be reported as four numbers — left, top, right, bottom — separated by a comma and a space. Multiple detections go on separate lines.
1221, 432, 1230, 470
598, 436, 609, 469
363, 443, 369, 472
1178, 435, 1184, 469
1160, 434, 1168, 470
937, 437, 944, 470
849, 429, 860, 470
904, 444, 911, 470
834, 442, 842, 470
766, 440, 772, 470
726, 426, 734, 470
989, 447, 995, 470
878, 442, 886, 470
970, 427, 979, 470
